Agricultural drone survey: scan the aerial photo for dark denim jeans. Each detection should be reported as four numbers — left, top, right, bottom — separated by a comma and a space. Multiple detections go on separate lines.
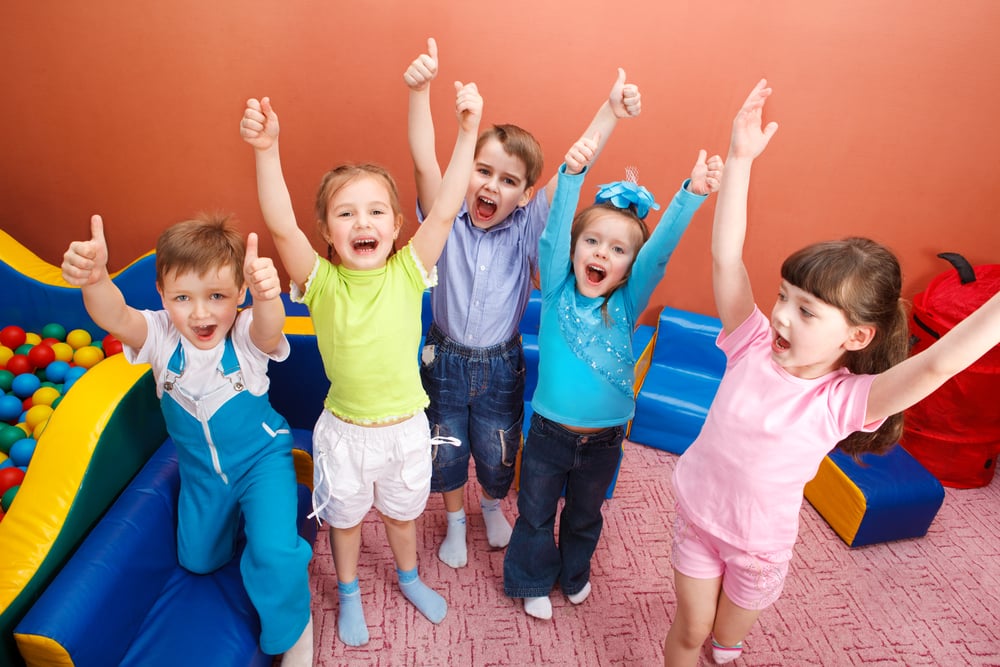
420, 323, 525, 499
503, 413, 624, 598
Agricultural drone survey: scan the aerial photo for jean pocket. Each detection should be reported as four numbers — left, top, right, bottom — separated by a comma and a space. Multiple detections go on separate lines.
499, 410, 524, 467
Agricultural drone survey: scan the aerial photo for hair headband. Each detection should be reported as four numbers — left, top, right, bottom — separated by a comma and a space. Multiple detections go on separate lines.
594, 166, 660, 220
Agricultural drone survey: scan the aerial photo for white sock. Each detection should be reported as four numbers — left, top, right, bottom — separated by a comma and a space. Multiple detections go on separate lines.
567, 581, 591, 605
711, 637, 744, 664
281, 615, 313, 667
524, 595, 553, 620
438, 508, 468, 568
481, 497, 512, 548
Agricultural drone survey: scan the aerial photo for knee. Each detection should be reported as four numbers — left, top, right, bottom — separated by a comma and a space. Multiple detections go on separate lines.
673, 616, 713, 651
379, 513, 411, 529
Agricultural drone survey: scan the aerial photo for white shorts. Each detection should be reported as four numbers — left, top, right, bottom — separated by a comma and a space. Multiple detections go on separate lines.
311, 410, 432, 528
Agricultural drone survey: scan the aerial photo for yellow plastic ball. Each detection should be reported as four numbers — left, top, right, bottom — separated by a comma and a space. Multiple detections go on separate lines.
66, 329, 93, 350
50, 342, 75, 363
14, 422, 30, 437
24, 332, 42, 346
73, 345, 105, 369
0, 451, 7, 465
32, 418, 50, 440
32, 386, 61, 407
25, 404, 54, 431
0, 346, 12, 367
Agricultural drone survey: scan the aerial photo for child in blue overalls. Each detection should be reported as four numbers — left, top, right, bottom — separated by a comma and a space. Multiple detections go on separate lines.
61, 214, 313, 666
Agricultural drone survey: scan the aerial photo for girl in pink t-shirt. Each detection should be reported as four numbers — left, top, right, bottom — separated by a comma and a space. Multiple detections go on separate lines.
663, 80, 1000, 666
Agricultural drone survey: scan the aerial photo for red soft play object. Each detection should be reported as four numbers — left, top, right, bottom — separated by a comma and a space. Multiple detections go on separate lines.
901, 253, 1000, 488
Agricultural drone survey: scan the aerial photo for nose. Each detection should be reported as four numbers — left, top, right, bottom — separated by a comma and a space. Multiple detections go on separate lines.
192, 299, 210, 319
773, 302, 790, 327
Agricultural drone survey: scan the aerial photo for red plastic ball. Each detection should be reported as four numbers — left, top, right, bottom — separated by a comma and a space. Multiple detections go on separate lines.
102, 334, 124, 357
4, 354, 33, 376
27, 344, 56, 369
0, 326, 26, 350
0, 466, 25, 496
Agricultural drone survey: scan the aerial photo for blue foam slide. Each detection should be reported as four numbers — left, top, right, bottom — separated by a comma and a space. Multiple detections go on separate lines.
628, 307, 725, 453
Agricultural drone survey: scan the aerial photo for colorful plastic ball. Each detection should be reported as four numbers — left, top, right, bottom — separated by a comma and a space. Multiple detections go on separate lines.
32, 418, 49, 440
1, 485, 19, 512
41, 323, 67, 341
73, 346, 105, 369
50, 342, 74, 363
66, 329, 93, 350
0, 346, 12, 368
0, 326, 26, 350
8, 438, 36, 467
25, 404, 53, 431
0, 395, 22, 422
44, 360, 71, 384
0, 370, 13, 392
0, 465, 24, 495
63, 365, 89, 393
0, 424, 23, 454
32, 386, 61, 407
27, 344, 56, 369
102, 334, 124, 357
5, 355, 33, 376
11, 373, 42, 399
51, 395, 63, 409
14, 343, 33, 356
24, 332, 41, 346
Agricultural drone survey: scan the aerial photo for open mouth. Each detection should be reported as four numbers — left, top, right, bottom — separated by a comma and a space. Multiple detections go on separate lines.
352, 237, 379, 253
475, 196, 497, 222
586, 264, 607, 284
192, 324, 217, 341
773, 333, 790, 351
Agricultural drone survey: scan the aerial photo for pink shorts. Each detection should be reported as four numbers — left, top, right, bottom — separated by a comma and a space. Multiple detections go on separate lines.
671, 504, 794, 610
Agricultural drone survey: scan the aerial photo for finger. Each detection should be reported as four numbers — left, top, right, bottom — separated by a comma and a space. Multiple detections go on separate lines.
246, 232, 259, 264
616, 67, 626, 86
261, 96, 274, 117
246, 98, 262, 112
428, 37, 438, 62
90, 215, 106, 246
696, 149, 707, 166
763, 121, 779, 142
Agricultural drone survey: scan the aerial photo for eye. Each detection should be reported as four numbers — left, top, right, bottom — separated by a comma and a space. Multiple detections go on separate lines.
477, 168, 490, 176
174, 295, 189, 302
337, 210, 353, 218
799, 307, 815, 318
371, 208, 386, 216
503, 177, 517, 186
210, 293, 226, 301
777, 291, 787, 302
613, 245, 626, 255
584, 237, 597, 246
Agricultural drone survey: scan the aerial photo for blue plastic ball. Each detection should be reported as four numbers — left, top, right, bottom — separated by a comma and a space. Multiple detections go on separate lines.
11, 373, 42, 399
0, 395, 22, 422
44, 360, 70, 384
9, 438, 36, 467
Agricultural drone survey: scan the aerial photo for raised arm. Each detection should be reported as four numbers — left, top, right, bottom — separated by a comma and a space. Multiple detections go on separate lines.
243, 232, 286, 355
61, 215, 148, 349
240, 97, 317, 289
542, 68, 642, 203
712, 79, 778, 334
867, 290, 1000, 423
410, 81, 483, 270
404, 37, 444, 212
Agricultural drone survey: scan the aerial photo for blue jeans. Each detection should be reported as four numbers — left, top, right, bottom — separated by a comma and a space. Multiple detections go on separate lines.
503, 413, 624, 598
420, 323, 525, 499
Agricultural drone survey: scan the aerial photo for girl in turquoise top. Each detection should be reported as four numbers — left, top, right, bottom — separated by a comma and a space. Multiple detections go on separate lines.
503, 130, 722, 620
240, 82, 481, 647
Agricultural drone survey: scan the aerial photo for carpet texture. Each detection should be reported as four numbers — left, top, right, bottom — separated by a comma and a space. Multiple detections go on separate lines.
306, 442, 1000, 666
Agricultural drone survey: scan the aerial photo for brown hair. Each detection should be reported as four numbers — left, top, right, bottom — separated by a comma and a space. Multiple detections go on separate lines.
476, 124, 544, 188
314, 163, 402, 262
781, 237, 910, 457
569, 202, 651, 324
155, 213, 244, 289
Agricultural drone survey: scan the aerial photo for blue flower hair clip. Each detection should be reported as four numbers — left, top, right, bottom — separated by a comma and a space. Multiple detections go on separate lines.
595, 166, 660, 220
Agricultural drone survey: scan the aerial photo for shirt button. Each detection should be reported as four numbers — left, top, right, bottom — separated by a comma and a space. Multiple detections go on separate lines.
480, 265, 487, 271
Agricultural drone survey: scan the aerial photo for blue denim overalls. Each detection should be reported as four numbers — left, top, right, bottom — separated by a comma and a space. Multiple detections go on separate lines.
159, 336, 311, 654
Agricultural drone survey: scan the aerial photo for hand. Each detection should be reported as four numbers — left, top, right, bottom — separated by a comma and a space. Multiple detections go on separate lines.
565, 131, 600, 175
729, 79, 778, 160
688, 150, 725, 195
240, 97, 280, 150
62, 215, 110, 286
454, 81, 483, 133
609, 68, 641, 119
243, 233, 281, 302
403, 37, 439, 91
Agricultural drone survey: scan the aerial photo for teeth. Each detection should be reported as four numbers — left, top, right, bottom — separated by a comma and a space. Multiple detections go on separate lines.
479, 196, 495, 206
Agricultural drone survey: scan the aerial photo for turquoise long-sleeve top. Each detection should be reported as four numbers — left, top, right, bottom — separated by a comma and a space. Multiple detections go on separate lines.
531, 165, 706, 428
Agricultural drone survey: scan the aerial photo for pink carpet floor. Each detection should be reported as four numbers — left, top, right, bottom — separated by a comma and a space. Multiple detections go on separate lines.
306, 442, 1000, 666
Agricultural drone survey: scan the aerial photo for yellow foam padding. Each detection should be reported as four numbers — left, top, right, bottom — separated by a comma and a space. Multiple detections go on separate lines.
0, 227, 153, 286
0, 355, 151, 612
292, 449, 313, 492
633, 328, 657, 398
803, 455, 867, 545
283, 316, 315, 336
13, 632, 73, 666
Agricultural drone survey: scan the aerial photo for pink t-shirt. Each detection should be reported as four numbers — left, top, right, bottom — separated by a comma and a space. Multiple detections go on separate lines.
672, 307, 882, 552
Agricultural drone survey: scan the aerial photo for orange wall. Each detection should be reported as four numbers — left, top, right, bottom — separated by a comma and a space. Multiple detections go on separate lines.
3, 1, 998, 324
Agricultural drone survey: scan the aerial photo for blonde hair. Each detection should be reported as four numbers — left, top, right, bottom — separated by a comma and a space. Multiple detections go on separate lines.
314, 164, 402, 262
156, 213, 244, 289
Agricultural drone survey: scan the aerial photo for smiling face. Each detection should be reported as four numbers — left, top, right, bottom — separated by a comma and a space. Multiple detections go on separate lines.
769, 280, 873, 379
466, 137, 533, 229
571, 208, 645, 299
321, 174, 403, 270
158, 264, 244, 350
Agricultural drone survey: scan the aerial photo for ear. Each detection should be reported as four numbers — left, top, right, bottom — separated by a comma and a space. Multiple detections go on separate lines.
238, 285, 249, 307
844, 324, 876, 351
393, 213, 404, 239
517, 185, 535, 208
156, 282, 165, 306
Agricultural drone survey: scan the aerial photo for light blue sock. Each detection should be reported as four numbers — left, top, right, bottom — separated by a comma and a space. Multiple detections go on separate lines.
397, 566, 447, 624
337, 578, 369, 646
